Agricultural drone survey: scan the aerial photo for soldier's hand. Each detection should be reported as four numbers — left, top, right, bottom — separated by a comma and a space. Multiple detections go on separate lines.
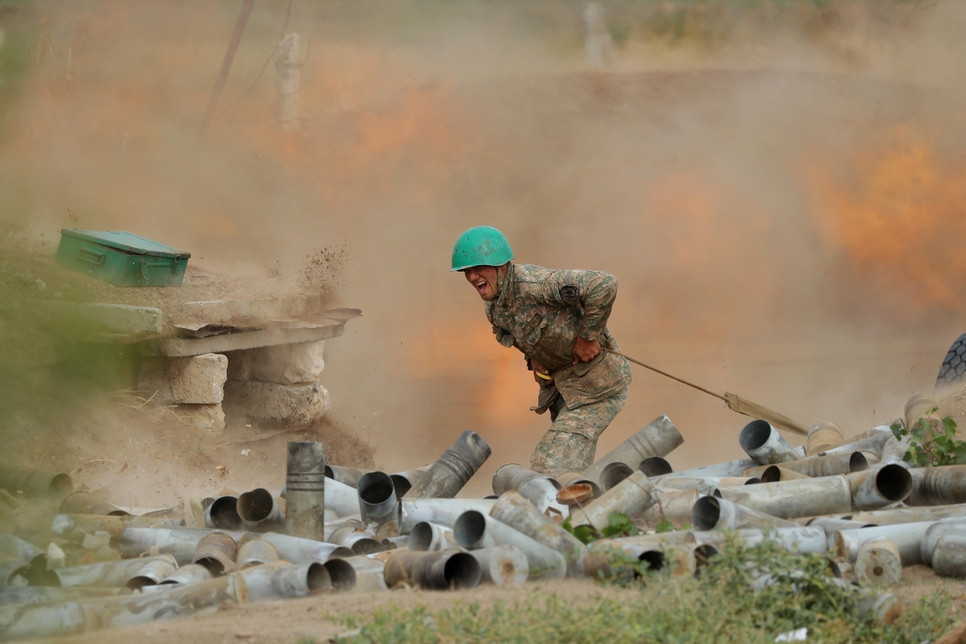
573, 337, 600, 364
530, 357, 553, 384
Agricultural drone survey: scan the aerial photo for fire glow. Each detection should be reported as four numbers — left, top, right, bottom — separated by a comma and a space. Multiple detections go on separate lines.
806, 123, 966, 314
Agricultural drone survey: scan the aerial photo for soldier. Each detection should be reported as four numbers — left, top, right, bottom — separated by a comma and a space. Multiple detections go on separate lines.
451, 225, 631, 475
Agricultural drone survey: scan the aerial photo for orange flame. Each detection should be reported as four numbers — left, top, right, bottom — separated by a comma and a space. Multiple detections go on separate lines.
805, 123, 966, 315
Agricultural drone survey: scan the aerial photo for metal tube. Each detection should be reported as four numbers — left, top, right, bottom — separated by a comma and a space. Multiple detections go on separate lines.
821, 428, 894, 457
665, 456, 757, 479
452, 510, 566, 580
235, 537, 280, 569
242, 560, 332, 600
54, 554, 179, 588
338, 555, 387, 593
125, 556, 179, 591
757, 466, 810, 482
251, 532, 354, 564
747, 451, 868, 479
0, 466, 73, 498
469, 544, 529, 586
389, 467, 430, 498
639, 456, 673, 477
0, 532, 44, 564
806, 517, 876, 551
641, 488, 700, 527
237, 488, 285, 532
399, 498, 496, 534
878, 435, 912, 464
285, 440, 326, 539
52, 513, 184, 545
713, 474, 854, 519
408, 522, 453, 552
600, 462, 634, 491
586, 531, 701, 580
323, 476, 363, 519
850, 504, 966, 526
549, 472, 602, 506
691, 495, 801, 532
0, 560, 30, 587
581, 414, 683, 485
59, 490, 127, 516
0, 600, 95, 641
834, 521, 935, 564
159, 562, 213, 586
806, 421, 845, 456
403, 430, 491, 499
569, 470, 657, 530
587, 536, 702, 580
693, 527, 828, 554
121, 526, 241, 564
98, 573, 243, 629
654, 476, 757, 494
489, 490, 587, 577
848, 463, 913, 510
907, 465, 966, 505
326, 524, 384, 555
357, 471, 400, 531
931, 533, 966, 578
383, 550, 481, 590
205, 495, 243, 530
0, 586, 120, 605
550, 471, 601, 494
193, 531, 238, 577
612, 530, 698, 577
920, 518, 966, 565
491, 463, 568, 519
96, 560, 338, 631
739, 419, 804, 465
321, 556, 358, 593
854, 537, 902, 586
324, 464, 369, 488
583, 538, 658, 583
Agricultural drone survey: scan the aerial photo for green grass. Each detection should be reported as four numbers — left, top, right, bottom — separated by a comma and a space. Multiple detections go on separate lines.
324, 534, 957, 644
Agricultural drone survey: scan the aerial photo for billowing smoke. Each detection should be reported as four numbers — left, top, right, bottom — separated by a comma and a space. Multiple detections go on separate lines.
3, 1, 965, 494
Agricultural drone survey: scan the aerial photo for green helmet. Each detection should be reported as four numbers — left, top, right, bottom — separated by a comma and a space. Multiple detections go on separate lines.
450, 226, 514, 271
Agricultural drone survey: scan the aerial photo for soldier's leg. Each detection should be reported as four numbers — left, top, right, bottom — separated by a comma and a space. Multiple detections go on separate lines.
529, 386, 628, 475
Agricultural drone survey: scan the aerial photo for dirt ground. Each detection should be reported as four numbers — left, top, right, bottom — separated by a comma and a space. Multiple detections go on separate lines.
4, 1, 966, 642
24, 568, 966, 644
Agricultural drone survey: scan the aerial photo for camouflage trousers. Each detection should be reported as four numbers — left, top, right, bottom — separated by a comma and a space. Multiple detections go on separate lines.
529, 384, 629, 476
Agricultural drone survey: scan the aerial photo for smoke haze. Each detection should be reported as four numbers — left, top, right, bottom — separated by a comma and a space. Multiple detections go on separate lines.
3, 0, 965, 495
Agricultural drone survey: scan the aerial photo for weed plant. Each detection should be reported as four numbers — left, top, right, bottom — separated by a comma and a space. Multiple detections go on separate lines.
890, 412, 966, 467
329, 533, 957, 644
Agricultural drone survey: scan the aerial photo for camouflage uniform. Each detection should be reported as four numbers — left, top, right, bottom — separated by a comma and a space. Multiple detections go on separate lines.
485, 263, 632, 475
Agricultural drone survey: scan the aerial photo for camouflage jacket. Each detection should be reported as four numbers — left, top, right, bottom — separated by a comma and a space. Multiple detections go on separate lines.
485, 263, 631, 410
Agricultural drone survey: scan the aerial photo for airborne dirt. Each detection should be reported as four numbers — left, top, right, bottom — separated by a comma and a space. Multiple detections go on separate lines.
4, 1, 966, 642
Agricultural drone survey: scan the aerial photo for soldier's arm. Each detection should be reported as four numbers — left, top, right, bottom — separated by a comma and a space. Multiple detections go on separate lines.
542, 268, 618, 342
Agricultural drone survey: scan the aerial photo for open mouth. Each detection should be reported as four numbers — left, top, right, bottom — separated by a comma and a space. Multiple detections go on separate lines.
475, 280, 488, 294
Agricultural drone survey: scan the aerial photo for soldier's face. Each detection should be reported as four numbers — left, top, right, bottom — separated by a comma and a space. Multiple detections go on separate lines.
463, 265, 499, 301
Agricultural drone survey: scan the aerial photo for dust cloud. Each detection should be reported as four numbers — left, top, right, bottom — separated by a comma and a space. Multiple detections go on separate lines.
2, 1, 966, 496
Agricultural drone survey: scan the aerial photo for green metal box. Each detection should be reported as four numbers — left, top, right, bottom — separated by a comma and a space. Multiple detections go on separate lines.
56, 229, 191, 287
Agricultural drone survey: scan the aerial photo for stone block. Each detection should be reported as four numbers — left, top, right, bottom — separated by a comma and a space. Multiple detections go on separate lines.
139, 353, 228, 404
224, 380, 330, 428
226, 341, 325, 385
40, 301, 163, 336
172, 403, 226, 433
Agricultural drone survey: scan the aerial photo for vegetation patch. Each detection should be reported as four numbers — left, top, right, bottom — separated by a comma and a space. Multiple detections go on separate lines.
327, 534, 957, 643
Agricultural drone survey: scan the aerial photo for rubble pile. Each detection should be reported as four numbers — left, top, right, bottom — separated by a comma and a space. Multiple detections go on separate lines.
2, 396, 966, 642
